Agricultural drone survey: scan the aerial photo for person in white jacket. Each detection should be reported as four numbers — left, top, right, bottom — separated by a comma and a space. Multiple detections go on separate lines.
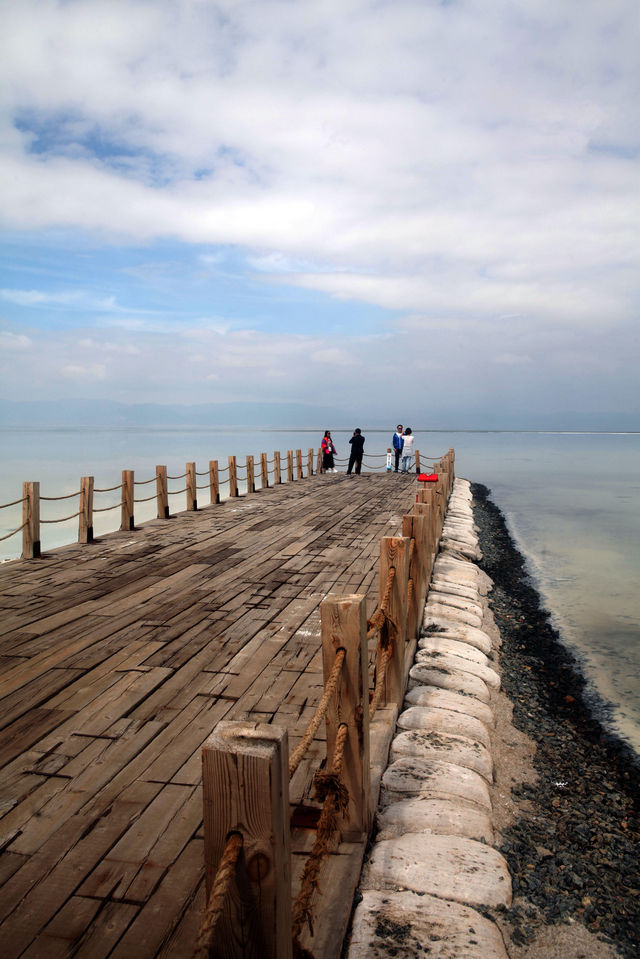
400, 427, 415, 473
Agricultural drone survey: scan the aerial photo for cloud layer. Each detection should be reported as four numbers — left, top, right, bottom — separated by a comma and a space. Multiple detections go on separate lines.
1, 0, 639, 421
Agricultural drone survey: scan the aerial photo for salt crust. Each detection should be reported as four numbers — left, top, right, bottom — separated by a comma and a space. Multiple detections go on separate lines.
397, 704, 492, 747
382, 756, 492, 809
363, 833, 512, 908
404, 685, 495, 727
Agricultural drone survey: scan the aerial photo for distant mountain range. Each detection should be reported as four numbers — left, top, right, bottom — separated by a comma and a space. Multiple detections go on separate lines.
0, 399, 637, 432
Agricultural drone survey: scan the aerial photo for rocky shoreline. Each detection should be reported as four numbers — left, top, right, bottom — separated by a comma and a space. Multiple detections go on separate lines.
472, 483, 639, 959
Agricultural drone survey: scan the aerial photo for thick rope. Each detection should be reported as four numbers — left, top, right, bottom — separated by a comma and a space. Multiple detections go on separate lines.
94, 483, 121, 493
93, 502, 121, 513
193, 832, 243, 959
40, 490, 80, 501
41, 510, 81, 523
0, 520, 27, 542
366, 565, 396, 639
289, 648, 346, 779
0, 496, 27, 509
167, 472, 187, 480
369, 644, 390, 720
134, 492, 157, 504
291, 723, 349, 954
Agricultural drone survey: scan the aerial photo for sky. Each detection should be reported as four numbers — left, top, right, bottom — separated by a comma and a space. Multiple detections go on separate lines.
1, 0, 639, 427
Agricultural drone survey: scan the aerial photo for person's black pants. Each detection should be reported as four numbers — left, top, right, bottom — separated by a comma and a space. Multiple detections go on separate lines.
394, 449, 401, 471
347, 453, 362, 474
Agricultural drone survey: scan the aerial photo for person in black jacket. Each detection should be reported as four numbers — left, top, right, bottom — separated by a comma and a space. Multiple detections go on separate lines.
347, 428, 365, 475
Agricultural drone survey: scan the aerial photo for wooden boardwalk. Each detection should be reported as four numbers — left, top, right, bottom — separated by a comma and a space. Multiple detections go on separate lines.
0, 471, 417, 958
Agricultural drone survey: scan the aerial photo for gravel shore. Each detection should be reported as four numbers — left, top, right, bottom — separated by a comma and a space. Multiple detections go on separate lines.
472, 483, 639, 959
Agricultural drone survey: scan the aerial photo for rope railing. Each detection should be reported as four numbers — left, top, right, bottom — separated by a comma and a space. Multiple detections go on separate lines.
0, 521, 27, 543
193, 832, 244, 959
288, 647, 346, 779
369, 644, 390, 720
168, 487, 188, 496
134, 492, 157, 504
93, 501, 121, 513
134, 475, 156, 486
94, 482, 121, 493
0, 496, 27, 510
292, 722, 349, 952
167, 471, 187, 480
41, 510, 82, 524
40, 490, 80, 501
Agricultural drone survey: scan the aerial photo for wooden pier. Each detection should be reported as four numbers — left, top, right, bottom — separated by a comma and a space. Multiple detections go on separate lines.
0, 468, 440, 958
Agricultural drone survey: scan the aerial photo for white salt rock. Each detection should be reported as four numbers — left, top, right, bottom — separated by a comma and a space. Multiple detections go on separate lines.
376, 796, 494, 843
430, 580, 480, 601
418, 635, 489, 667
347, 889, 509, 958
363, 834, 512, 908
381, 756, 491, 809
415, 650, 500, 690
404, 686, 495, 727
424, 603, 483, 629
421, 623, 493, 655
409, 662, 490, 702
425, 592, 483, 617
397, 704, 492, 748
391, 728, 494, 781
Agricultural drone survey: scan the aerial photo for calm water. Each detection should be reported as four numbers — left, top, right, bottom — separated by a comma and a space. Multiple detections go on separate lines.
1, 427, 639, 757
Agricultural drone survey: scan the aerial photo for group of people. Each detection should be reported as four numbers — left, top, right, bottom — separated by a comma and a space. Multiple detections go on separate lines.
392, 424, 415, 473
320, 424, 415, 476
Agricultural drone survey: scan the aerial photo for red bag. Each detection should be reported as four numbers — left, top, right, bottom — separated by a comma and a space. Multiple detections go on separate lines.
418, 473, 438, 482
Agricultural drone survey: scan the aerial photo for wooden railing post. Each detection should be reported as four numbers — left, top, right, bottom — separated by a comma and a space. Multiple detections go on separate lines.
321, 594, 371, 840
209, 460, 220, 504
378, 536, 410, 708
229, 456, 238, 497
260, 453, 269, 489
121, 470, 134, 531
287, 451, 293, 483
79, 476, 94, 544
307, 447, 314, 477
202, 721, 292, 959
274, 451, 282, 485
186, 462, 197, 511
22, 481, 41, 559
415, 449, 421, 474
296, 449, 303, 479
401, 514, 426, 641
316, 447, 322, 474
246, 455, 255, 494
156, 465, 169, 518
413, 502, 434, 586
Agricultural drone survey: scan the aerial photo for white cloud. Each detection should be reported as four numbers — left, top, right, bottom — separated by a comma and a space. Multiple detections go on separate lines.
0, 0, 638, 417
61, 362, 107, 380
0, 330, 31, 349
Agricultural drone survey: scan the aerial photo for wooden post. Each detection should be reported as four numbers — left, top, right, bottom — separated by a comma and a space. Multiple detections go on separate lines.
121, 470, 134, 531
316, 447, 322, 474
286, 451, 293, 483
79, 476, 94, 544
156, 465, 169, 518
260, 453, 269, 489
296, 449, 303, 479
202, 721, 292, 959
415, 449, 421, 475
22, 481, 41, 559
321, 594, 371, 840
401, 514, 426, 641
413, 502, 434, 585
246, 455, 255, 494
209, 460, 220, 504
186, 461, 197, 511
274, 451, 282, 485
307, 447, 314, 477
377, 536, 410, 709
229, 457, 238, 497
